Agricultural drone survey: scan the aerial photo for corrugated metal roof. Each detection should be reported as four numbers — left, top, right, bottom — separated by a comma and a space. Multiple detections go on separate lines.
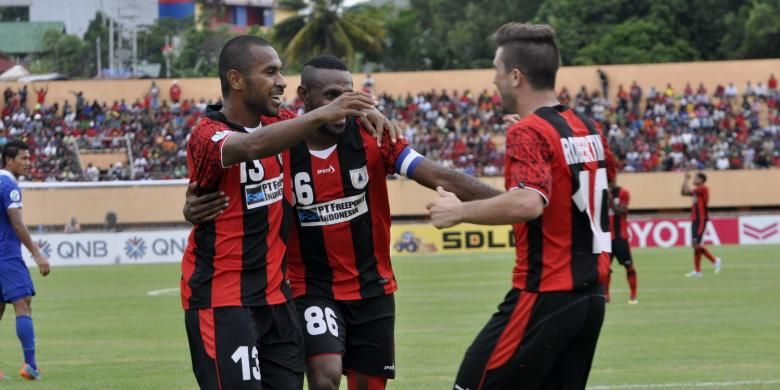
0, 21, 65, 54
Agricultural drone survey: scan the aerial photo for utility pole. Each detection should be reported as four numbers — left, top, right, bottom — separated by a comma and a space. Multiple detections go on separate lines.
132, 28, 137, 77
96, 37, 102, 78
108, 17, 114, 74
165, 35, 171, 79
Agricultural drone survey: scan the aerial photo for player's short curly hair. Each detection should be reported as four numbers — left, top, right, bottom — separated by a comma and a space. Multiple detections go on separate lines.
301, 55, 349, 88
494, 23, 559, 90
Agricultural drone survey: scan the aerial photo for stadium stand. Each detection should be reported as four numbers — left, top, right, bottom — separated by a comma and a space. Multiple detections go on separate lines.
0, 75, 777, 181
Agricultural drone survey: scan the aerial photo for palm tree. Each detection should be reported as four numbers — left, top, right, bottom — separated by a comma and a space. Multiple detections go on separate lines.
274, 0, 384, 68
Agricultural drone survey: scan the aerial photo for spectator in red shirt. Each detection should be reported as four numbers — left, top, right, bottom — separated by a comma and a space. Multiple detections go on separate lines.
169, 80, 182, 104
34, 84, 48, 106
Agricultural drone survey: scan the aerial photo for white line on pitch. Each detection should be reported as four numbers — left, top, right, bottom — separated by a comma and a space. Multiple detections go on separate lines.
146, 287, 179, 296
589, 379, 780, 389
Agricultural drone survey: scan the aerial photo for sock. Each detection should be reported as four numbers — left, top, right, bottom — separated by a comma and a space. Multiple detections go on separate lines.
16, 315, 36, 370
694, 249, 702, 272
626, 266, 638, 299
701, 247, 717, 262
346, 372, 387, 390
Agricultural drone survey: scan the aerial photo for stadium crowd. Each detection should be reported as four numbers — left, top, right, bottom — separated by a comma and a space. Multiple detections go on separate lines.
0, 74, 777, 181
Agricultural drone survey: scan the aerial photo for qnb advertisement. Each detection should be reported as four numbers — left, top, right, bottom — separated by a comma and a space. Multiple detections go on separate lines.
22, 230, 190, 267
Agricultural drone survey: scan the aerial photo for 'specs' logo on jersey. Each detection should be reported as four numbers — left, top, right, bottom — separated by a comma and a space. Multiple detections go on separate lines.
124, 237, 147, 260
349, 166, 369, 189
35, 239, 52, 258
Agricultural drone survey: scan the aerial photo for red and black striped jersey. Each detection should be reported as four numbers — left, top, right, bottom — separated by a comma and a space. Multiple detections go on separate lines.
609, 186, 630, 240
692, 185, 709, 233
286, 117, 423, 300
504, 105, 616, 293
181, 106, 296, 310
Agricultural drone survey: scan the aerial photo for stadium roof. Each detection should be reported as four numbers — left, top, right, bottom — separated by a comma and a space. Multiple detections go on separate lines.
0, 21, 65, 55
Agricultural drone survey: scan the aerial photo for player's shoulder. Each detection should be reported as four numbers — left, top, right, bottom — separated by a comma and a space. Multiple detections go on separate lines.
190, 116, 233, 144
0, 171, 18, 189
261, 108, 298, 125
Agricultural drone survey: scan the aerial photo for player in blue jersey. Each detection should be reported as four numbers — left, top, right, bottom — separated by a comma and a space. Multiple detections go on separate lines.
0, 140, 50, 381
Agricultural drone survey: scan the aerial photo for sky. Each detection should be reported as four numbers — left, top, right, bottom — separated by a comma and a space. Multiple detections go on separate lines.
343, 0, 370, 6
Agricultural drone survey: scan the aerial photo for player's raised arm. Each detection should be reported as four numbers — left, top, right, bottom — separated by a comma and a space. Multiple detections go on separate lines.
681, 171, 694, 196
7, 208, 49, 276
409, 159, 502, 201
220, 91, 376, 167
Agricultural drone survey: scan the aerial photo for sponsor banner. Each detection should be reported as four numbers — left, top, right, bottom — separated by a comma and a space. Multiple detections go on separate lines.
23, 230, 190, 267
627, 218, 739, 248
739, 215, 780, 245
391, 224, 515, 254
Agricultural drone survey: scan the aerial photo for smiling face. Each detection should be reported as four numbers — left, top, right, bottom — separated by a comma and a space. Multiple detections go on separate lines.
238, 45, 287, 117
299, 68, 354, 135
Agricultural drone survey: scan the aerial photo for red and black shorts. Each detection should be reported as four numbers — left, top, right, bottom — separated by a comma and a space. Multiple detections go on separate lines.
294, 294, 396, 379
453, 286, 605, 390
610, 238, 633, 267
692, 218, 707, 244
184, 302, 304, 390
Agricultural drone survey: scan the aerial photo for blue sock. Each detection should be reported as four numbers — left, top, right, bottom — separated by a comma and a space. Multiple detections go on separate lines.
15, 315, 36, 370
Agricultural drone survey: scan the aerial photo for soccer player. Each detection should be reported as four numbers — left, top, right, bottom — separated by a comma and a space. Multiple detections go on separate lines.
185, 55, 501, 390
606, 179, 638, 304
181, 36, 379, 390
0, 140, 50, 381
681, 172, 721, 277
427, 23, 616, 389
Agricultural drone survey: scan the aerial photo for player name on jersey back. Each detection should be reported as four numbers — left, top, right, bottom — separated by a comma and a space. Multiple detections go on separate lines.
296, 192, 368, 227
560, 134, 606, 165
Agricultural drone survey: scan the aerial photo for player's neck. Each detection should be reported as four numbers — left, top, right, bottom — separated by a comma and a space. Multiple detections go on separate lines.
221, 100, 261, 128
517, 89, 560, 118
305, 127, 339, 151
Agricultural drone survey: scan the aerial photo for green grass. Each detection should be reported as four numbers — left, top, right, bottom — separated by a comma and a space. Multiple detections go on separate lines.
0, 245, 778, 389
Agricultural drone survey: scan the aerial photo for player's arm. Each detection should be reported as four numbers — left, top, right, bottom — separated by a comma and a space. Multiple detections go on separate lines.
427, 186, 543, 228
410, 159, 502, 201
681, 172, 694, 196
7, 208, 50, 276
613, 190, 629, 216
427, 124, 551, 228
182, 182, 228, 224
220, 91, 376, 167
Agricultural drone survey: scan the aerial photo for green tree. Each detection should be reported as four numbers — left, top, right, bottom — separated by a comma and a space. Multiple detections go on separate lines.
273, 0, 384, 68
30, 29, 90, 78
574, 17, 699, 64
173, 25, 235, 77
740, 0, 780, 58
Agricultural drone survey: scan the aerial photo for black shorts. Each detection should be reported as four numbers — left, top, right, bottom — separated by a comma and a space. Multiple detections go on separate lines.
453, 287, 605, 390
185, 302, 305, 390
610, 238, 633, 267
692, 218, 707, 244
295, 294, 396, 379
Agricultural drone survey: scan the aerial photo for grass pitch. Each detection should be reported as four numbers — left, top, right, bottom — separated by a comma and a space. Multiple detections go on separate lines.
0, 245, 778, 389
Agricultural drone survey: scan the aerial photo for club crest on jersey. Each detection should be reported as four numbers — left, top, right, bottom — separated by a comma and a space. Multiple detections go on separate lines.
211, 130, 232, 143
349, 166, 369, 189
9, 189, 21, 202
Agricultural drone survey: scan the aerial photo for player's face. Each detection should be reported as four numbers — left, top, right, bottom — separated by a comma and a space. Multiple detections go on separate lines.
693, 175, 704, 186
493, 47, 517, 114
242, 45, 286, 117
303, 69, 354, 135
6, 150, 31, 176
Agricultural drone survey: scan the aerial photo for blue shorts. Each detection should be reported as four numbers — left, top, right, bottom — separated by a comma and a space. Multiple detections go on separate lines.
0, 257, 35, 303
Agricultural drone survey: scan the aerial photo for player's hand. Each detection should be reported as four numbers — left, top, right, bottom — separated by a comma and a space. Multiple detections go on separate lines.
684, 171, 692, 180
359, 108, 401, 146
183, 182, 229, 224
313, 91, 376, 124
502, 114, 521, 125
426, 186, 464, 229
34, 253, 50, 276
